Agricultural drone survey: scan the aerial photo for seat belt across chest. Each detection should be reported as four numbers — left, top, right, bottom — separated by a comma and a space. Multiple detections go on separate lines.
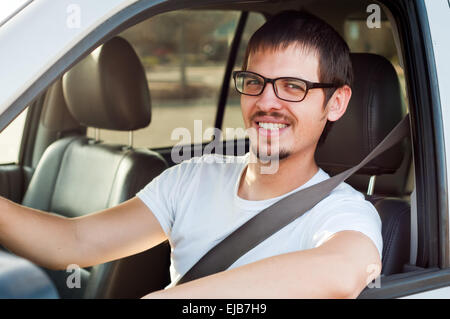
177, 114, 411, 285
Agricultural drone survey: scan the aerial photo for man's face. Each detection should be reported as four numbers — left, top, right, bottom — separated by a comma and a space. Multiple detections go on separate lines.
241, 45, 330, 161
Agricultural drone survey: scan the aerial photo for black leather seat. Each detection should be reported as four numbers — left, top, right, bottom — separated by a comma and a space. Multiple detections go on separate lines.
316, 53, 411, 276
22, 37, 170, 298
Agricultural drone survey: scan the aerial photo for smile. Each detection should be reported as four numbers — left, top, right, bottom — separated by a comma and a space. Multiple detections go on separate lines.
258, 122, 289, 130
254, 121, 291, 137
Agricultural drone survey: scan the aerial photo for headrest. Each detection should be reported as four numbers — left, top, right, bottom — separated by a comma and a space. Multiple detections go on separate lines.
315, 53, 407, 175
41, 79, 81, 132
62, 37, 151, 131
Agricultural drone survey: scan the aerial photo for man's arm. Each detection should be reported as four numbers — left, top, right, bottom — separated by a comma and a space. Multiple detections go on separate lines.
143, 230, 381, 299
0, 196, 167, 270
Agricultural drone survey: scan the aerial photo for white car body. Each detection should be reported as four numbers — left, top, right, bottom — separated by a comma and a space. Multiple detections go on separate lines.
403, 0, 450, 298
0, 0, 142, 116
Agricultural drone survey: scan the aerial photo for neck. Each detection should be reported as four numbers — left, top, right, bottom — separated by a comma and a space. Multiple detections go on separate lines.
238, 149, 319, 201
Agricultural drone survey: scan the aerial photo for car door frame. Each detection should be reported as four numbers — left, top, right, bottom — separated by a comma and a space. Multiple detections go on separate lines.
359, 0, 448, 298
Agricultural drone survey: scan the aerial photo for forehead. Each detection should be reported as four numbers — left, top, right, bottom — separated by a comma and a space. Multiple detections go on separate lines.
246, 44, 320, 81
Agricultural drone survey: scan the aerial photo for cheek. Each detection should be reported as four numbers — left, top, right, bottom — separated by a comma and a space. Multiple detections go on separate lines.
291, 106, 328, 140
240, 96, 254, 126
306, 92, 328, 120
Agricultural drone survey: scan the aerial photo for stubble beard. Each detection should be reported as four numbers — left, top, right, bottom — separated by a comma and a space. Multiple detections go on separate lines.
251, 143, 291, 162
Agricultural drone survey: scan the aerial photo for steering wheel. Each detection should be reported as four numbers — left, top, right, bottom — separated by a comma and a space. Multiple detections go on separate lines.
0, 250, 59, 298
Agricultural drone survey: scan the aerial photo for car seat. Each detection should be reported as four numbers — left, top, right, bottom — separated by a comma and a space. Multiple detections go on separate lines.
316, 53, 411, 276
21, 37, 170, 298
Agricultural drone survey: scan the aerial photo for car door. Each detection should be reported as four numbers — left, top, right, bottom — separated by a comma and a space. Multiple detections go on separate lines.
359, 0, 450, 298
390, 0, 450, 299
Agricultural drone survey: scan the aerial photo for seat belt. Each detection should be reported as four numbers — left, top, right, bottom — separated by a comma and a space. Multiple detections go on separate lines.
177, 114, 411, 285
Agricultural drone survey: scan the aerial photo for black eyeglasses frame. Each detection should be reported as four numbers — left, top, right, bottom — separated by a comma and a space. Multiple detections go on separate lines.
232, 70, 336, 102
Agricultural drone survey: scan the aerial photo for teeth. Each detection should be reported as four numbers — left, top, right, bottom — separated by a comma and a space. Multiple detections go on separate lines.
258, 122, 288, 130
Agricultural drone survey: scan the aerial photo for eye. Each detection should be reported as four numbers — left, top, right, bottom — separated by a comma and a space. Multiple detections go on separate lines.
287, 83, 301, 89
244, 78, 262, 86
282, 80, 305, 92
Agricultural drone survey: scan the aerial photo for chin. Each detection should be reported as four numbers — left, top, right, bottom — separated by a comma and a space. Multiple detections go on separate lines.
252, 144, 291, 162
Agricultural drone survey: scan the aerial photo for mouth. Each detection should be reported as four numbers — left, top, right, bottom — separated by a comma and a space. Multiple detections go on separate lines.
253, 120, 291, 137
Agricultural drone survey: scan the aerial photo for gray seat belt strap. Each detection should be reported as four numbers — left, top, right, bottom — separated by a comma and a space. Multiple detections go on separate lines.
177, 114, 411, 285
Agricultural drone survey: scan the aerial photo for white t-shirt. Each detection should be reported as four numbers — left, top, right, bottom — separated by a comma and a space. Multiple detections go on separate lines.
136, 153, 382, 288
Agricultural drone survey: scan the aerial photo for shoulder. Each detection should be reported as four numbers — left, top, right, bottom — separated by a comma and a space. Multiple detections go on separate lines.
314, 175, 379, 221
164, 153, 248, 178
303, 169, 382, 257
313, 168, 370, 204
173, 153, 248, 166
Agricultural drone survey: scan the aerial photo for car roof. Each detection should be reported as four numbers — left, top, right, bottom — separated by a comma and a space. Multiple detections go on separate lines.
0, 0, 139, 127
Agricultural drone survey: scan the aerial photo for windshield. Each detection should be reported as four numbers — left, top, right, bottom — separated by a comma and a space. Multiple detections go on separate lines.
0, 0, 33, 27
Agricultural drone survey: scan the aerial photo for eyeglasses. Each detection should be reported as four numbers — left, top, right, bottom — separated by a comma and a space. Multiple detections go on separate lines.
232, 70, 336, 102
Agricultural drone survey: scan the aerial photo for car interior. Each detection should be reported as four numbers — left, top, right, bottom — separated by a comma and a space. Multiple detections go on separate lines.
0, 0, 432, 298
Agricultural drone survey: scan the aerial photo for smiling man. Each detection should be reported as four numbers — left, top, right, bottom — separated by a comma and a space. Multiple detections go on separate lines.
236, 44, 347, 200
0, 11, 382, 299
138, 11, 382, 298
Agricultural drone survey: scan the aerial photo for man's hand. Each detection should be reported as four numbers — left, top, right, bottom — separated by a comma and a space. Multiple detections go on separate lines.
0, 196, 166, 270
142, 230, 381, 299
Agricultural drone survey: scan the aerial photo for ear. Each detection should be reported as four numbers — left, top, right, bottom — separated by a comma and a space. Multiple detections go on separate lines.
326, 85, 352, 122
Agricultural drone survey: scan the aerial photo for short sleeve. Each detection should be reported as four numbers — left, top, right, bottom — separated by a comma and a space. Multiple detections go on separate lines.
307, 197, 383, 260
136, 164, 186, 237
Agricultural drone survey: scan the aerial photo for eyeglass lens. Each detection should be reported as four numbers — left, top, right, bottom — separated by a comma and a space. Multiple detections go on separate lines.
235, 72, 307, 102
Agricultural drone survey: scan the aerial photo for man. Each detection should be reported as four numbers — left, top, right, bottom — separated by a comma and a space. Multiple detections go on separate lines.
0, 11, 381, 298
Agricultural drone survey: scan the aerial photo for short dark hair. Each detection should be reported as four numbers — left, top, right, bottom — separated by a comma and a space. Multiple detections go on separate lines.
243, 11, 353, 145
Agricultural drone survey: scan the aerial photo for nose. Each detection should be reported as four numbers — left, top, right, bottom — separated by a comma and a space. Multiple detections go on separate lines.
255, 82, 283, 112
